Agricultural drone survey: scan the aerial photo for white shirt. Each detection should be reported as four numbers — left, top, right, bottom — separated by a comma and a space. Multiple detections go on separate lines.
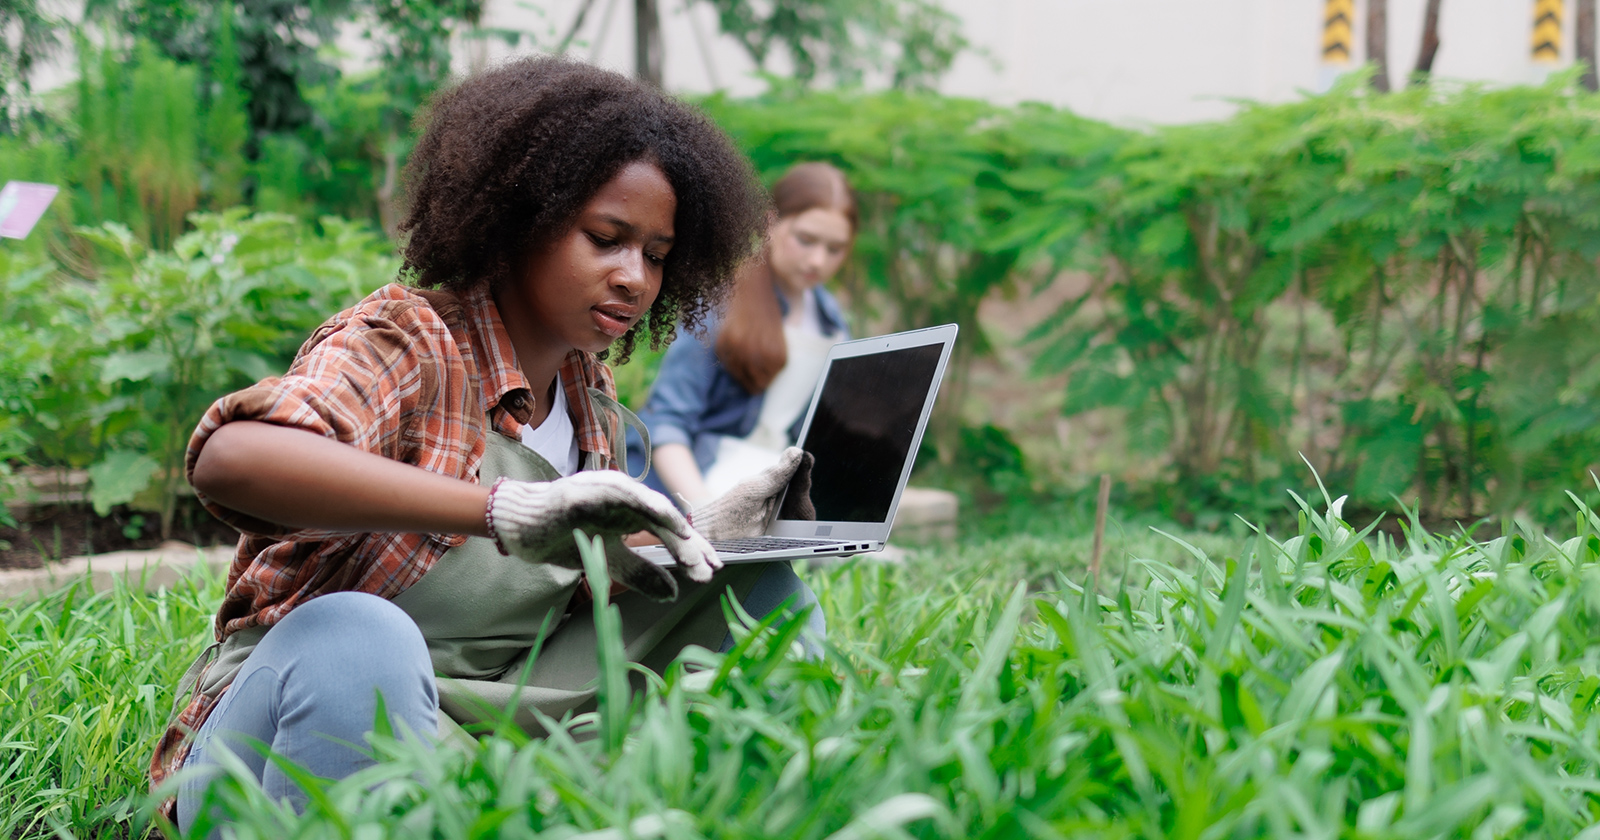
519, 383, 581, 477
787, 286, 826, 334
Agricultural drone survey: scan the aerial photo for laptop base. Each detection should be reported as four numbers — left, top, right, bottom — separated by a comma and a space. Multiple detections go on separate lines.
635, 540, 886, 566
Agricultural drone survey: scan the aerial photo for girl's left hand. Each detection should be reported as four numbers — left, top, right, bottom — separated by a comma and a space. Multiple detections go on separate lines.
691, 447, 814, 541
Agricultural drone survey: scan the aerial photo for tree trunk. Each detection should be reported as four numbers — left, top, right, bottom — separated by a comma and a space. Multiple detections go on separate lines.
1411, 0, 1443, 86
1367, 0, 1390, 92
1580, 0, 1597, 90
634, 0, 663, 87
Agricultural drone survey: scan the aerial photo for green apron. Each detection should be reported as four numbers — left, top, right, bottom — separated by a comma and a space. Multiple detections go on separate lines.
391, 422, 766, 740
177, 392, 766, 747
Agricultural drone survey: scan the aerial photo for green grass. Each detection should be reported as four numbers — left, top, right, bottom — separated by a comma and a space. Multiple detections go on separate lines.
0, 568, 217, 837
8, 487, 1600, 838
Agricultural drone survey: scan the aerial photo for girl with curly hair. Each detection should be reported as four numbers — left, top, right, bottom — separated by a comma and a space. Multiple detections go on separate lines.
154, 56, 819, 828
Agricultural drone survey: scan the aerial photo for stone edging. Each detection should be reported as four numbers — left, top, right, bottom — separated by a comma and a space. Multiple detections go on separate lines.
0, 541, 233, 601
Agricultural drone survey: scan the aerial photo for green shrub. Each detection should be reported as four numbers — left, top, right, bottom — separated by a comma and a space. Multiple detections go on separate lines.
1009, 76, 1600, 523
0, 246, 100, 490
0, 211, 397, 533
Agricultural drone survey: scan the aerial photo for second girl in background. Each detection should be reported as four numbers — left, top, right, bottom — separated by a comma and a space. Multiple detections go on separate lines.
632, 162, 857, 507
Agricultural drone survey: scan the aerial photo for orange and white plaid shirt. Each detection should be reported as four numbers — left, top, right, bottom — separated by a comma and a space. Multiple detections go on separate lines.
149, 282, 622, 803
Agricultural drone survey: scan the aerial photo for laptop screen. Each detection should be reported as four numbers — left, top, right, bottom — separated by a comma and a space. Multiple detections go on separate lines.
789, 342, 946, 523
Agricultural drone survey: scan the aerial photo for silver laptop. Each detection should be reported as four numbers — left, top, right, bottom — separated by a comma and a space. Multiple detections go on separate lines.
639, 323, 958, 566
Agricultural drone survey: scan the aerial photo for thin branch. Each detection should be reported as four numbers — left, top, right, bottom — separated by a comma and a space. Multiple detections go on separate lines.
589, 0, 622, 61
682, 0, 722, 88
558, 0, 600, 54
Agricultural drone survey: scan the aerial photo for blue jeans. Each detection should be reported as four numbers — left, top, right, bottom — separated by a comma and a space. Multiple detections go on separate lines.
176, 563, 822, 827
175, 592, 437, 829
722, 561, 827, 656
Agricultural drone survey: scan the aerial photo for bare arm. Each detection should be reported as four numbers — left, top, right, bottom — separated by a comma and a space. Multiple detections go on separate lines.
191, 421, 491, 537
650, 443, 713, 508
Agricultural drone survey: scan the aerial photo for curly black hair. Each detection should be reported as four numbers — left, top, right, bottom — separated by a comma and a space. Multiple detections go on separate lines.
399, 56, 768, 361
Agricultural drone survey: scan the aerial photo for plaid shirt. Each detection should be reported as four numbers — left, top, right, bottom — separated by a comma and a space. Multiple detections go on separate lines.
149, 283, 621, 806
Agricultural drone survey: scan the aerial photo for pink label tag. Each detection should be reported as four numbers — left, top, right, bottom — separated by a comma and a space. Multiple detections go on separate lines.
0, 181, 61, 240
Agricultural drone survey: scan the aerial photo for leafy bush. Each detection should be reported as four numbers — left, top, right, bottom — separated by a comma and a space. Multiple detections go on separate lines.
1008, 76, 1600, 523
1, 211, 398, 535
0, 247, 99, 494
707, 78, 1600, 524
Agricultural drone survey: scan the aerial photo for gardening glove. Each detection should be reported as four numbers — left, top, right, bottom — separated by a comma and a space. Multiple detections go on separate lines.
692, 447, 815, 541
487, 471, 720, 602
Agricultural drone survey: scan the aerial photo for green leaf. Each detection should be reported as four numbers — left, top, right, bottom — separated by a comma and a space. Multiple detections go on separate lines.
576, 529, 630, 756
98, 350, 169, 384
87, 451, 159, 517
219, 349, 278, 383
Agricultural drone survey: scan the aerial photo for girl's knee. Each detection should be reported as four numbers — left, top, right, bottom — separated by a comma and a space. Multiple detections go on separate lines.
744, 562, 814, 609
279, 592, 419, 638
260, 592, 431, 679
742, 562, 827, 637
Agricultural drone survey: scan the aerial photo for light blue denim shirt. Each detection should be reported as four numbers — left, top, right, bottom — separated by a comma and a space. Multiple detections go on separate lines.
627, 284, 849, 503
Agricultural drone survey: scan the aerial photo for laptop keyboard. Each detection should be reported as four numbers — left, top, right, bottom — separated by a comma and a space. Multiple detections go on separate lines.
708, 537, 841, 554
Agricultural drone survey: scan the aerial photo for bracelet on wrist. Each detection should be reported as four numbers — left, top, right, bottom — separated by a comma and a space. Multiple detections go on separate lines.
484, 476, 510, 556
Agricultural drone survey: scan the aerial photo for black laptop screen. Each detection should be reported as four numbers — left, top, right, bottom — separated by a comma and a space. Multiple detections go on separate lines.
792, 342, 944, 523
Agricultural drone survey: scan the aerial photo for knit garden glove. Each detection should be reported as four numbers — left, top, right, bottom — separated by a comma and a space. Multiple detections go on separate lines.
487, 471, 720, 602
692, 447, 816, 541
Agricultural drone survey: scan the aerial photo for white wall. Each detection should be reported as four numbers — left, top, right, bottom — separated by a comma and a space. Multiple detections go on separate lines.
935, 0, 1323, 124
465, 0, 1597, 126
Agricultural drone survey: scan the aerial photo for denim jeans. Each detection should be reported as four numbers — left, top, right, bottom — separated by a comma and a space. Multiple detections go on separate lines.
176, 562, 822, 827
175, 592, 437, 829
722, 560, 827, 656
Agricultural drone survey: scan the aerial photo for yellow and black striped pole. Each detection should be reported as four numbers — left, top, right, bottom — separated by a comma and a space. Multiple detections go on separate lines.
1533, 0, 1563, 62
1323, 0, 1354, 63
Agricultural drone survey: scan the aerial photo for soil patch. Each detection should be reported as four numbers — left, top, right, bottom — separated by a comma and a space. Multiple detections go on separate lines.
1, 501, 239, 570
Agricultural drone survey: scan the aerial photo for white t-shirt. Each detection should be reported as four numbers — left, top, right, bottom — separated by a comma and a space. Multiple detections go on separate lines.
790, 286, 826, 334
519, 382, 581, 477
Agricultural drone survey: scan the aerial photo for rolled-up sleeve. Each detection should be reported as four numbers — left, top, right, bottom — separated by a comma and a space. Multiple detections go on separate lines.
185, 299, 447, 539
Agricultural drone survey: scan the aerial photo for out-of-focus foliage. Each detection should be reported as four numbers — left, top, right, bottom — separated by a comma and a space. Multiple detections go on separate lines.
78, 40, 203, 249
1006, 75, 1600, 524
5, 7, 1600, 530
21, 0, 959, 239
706, 76, 1600, 525
0, 212, 397, 535
36, 1, 497, 236
693, 0, 968, 89
0, 0, 62, 132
